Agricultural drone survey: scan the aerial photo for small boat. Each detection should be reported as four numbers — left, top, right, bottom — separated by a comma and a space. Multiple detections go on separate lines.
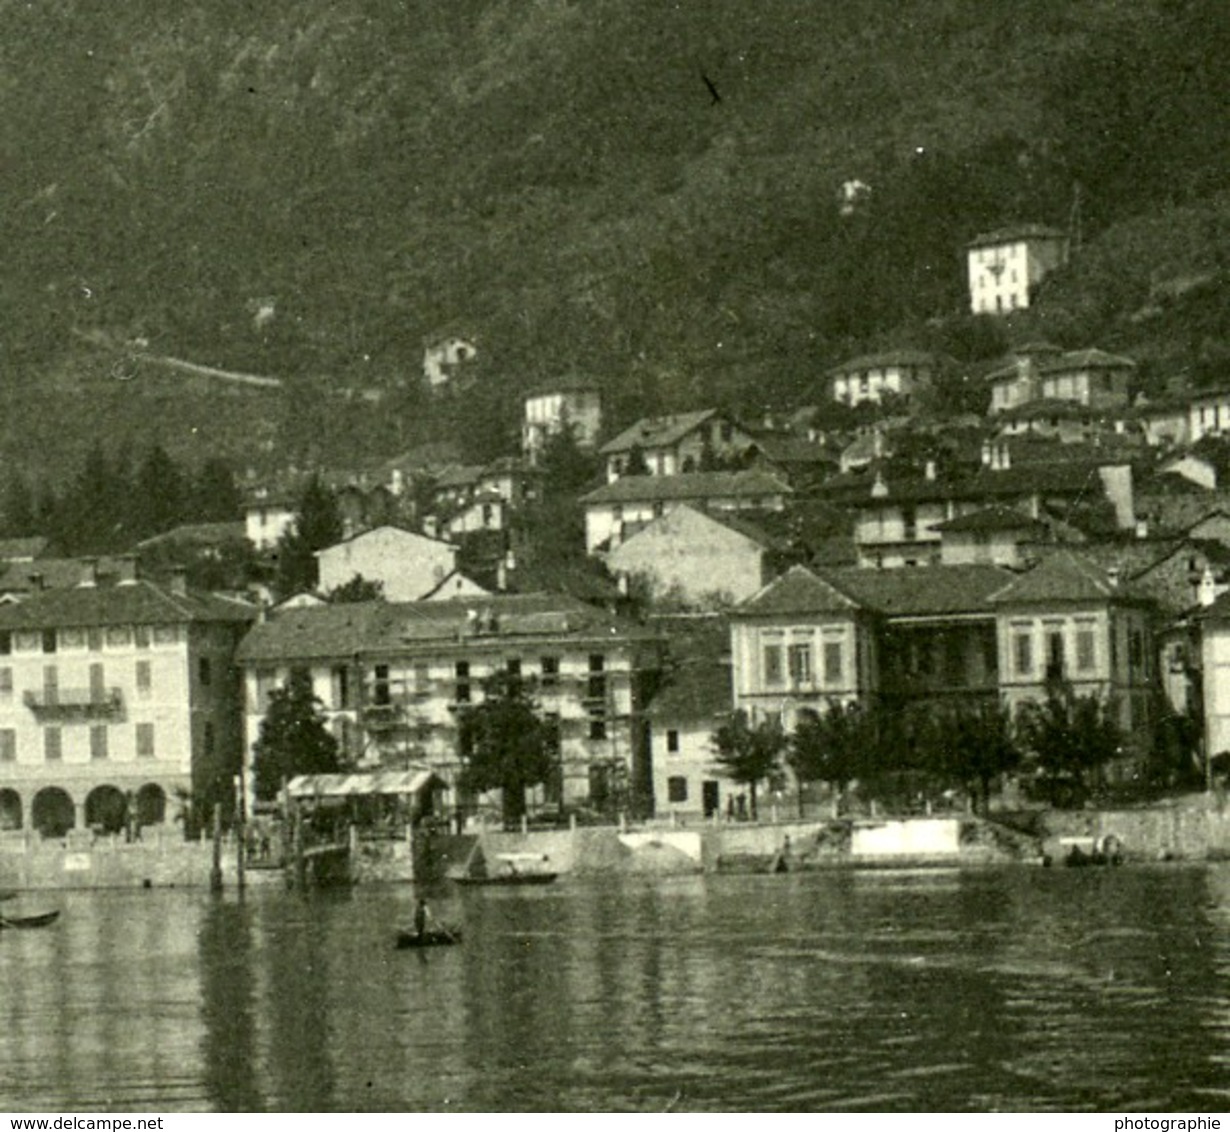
395, 926, 462, 949
0, 910, 60, 930
454, 851, 558, 886
454, 872, 558, 887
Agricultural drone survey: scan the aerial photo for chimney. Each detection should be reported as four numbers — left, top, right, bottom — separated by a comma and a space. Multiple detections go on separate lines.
1106, 566, 1121, 588
169, 566, 188, 596
496, 558, 508, 592
77, 558, 98, 588
28, 571, 44, 592
870, 471, 889, 498
617, 572, 629, 596
116, 556, 139, 585
422, 515, 438, 540
924, 459, 937, 482
1135, 519, 1149, 540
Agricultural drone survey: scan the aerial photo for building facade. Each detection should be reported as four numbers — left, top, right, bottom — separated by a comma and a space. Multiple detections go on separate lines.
522, 384, 603, 463
236, 594, 664, 820
580, 471, 791, 554
0, 563, 253, 836
967, 225, 1068, 315
316, 526, 459, 602
828, 351, 936, 408
600, 410, 756, 483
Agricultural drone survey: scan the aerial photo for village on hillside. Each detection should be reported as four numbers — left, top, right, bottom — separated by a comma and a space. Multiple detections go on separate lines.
2, 224, 1230, 866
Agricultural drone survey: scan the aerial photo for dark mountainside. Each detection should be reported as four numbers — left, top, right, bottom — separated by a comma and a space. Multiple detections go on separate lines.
1, 0, 1226, 477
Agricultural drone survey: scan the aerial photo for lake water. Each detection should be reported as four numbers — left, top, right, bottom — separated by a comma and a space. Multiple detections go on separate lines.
1, 866, 1229, 1112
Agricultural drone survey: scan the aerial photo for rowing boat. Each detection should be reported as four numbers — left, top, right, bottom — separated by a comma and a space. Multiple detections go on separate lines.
0, 910, 60, 930
395, 926, 462, 949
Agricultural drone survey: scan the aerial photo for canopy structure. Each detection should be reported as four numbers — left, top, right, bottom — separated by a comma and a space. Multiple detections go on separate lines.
286, 769, 444, 800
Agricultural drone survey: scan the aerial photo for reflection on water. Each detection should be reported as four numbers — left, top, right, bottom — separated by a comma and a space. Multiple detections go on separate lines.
1, 866, 1228, 1112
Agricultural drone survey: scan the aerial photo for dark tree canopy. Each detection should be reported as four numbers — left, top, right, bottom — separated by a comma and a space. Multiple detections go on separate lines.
1017, 679, 1124, 807
251, 669, 341, 802
274, 474, 343, 597
456, 672, 559, 824
711, 710, 786, 820
327, 574, 386, 603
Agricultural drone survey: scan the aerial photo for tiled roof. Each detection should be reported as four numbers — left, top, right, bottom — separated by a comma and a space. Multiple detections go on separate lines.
736, 565, 863, 617
830, 564, 1014, 616
752, 435, 836, 466
829, 349, 936, 376
599, 409, 721, 456
999, 399, 1097, 421
647, 661, 733, 721
0, 537, 51, 561
524, 378, 602, 398
967, 224, 1067, 249
735, 563, 1014, 619
316, 524, 456, 555
819, 459, 1122, 507
1039, 348, 1137, 374
432, 465, 486, 490
0, 580, 256, 630
237, 592, 656, 663
580, 470, 791, 505
987, 550, 1128, 605
931, 506, 1049, 535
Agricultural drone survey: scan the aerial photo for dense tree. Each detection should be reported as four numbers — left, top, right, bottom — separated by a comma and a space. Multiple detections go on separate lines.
251, 669, 341, 802
133, 444, 185, 541
456, 672, 559, 825
936, 699, 1022, 814
788, 701, 867, 816
711, 710, 787, 821
274, 475, 343, 597
1017, 679, 1124, 807
327, 574, 385, 603
191, 457, 243, 522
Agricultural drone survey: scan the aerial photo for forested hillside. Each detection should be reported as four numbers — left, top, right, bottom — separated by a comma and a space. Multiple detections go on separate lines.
0, 0, 1226, 474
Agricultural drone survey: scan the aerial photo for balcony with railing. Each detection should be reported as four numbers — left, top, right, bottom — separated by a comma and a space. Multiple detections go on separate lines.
24, 687, 124, 721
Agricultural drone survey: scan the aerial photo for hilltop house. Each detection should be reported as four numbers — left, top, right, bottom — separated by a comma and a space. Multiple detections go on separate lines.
967, 224, 1068, 315
580, 471, 791, 554
985, 343, 1063, 414
0, 561, 254, 836
828, 351, 936, 409
316, 526, 459, 603
235, 593, 663, 819
599, 409, 755, 482
1037, 349, 1135, 409
522, 381, 603, 464
243, 489, 297, 552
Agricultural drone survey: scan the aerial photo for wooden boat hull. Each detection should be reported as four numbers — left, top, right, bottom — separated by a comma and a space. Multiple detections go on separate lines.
395, 927, 462, 950
454, 873, 558, 887
0, 910, 60, 929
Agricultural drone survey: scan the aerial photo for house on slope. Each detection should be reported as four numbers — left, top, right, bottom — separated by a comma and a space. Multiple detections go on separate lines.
967, 224, 1068, 315
316, 526, 459, 603
522, 381, 603, 464
605, 504, 781, 607
580, 471, 791, 554
827, 350, 936, 409
599, 409, 756, 483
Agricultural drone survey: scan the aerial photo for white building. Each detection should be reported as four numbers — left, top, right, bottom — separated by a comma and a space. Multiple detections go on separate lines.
316, 526, 459, 603
828, 351, 936, 409
967, 225, 1068, 315
0, 561, 254, 836
522, 383, 603, 464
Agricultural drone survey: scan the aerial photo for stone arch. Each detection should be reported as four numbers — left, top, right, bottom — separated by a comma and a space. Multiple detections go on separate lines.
135, 783, 167, 827
32, 787, 74, 838
85, 785, 127, 835
0, 788, 21, 831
